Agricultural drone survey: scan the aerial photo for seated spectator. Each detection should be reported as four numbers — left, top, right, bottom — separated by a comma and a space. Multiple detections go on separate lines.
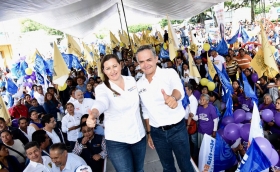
32, 130, 51, 157
67, 88, 77, 104
76, 76, 87, 93
259, 94, 276, 111
80, 114, 104, 136
29, 98, 46, 114
8, 97, 28, 119
24, 94, 32, 109
18, 117, 36, 142
0, 117, 28, 145
84, 83, 95, 99
34, 86, 45, 106
73, 90, 95, 115
268, 74, 280, 103
23, 141, 53, 172
238, 96, 253, 112
0, 143, 23, 172
256, 76, 269, 102
42, 114, 65, 144
49, 143, 87, 171
62, 103, 81, 151
43, 93, 60, 120
73, 122, 106, 172
29, 110, 43, 130
209, 91, 222, 114
0, 130, 26, 164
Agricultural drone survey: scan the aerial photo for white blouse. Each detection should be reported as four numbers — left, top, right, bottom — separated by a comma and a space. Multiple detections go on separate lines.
92, 76, 145, 144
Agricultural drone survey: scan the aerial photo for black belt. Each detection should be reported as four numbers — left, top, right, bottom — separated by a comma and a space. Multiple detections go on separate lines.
157, 119, 182, 131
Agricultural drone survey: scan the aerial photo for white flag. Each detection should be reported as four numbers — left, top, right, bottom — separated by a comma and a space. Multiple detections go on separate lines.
198, 134, 215, 172
248, 102, 264, 144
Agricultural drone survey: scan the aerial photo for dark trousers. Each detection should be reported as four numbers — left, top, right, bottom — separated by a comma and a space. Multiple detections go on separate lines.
151, 119, 194, 172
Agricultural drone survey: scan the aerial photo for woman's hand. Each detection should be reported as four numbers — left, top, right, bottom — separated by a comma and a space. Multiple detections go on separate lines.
87, 109, 97, 128
92, 154, 101, 161
81, 137, 89, 145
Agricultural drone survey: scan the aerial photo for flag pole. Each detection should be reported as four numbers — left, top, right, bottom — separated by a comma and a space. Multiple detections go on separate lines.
116, 3, 124, 33
120, 0, 132, 47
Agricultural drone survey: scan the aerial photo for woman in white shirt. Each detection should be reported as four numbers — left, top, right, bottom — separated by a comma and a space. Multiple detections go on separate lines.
87, 54, 146, 172
181, 62, 190, 84
0, 130, 26, 164
61, 102, 81, 151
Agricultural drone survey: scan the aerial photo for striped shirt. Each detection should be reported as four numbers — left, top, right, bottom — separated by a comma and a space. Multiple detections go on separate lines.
226, 60, 238, 76
234, 55, 252, 70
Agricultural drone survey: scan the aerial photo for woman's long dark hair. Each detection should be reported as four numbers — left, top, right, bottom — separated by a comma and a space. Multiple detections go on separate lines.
101, 54, 121, 95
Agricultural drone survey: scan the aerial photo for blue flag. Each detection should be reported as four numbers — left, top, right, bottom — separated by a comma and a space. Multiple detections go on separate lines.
72, 55, 86, 73
213, 64, 234, 103
35, 71, 45, 85
237, 139, 271, 172
241, 26, 250, 43
181, 79, 189, 109
61, 53, 73, 69
46, 59, 54, 75
159, 47, 169, 59
214, 133, 237, 171
6, 78, 18, 94
213, 39, 228, 56
19, 61, 28, 77
241, 72, 258, 104
34, 54, 52, 76
10, 62, 21, 79
99, 44, 105, 55
227, 26, 241, 44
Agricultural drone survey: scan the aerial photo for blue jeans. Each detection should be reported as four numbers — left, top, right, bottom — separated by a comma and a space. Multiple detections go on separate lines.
189, 132, 198, 158
106, 136, 146, 172
151, 119, 194, 172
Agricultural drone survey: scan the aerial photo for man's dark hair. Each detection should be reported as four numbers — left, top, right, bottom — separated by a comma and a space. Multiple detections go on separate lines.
69, 88, 76, 96
47, 87, 55, 93
32, 130, 47, 146
24, 141, 40, 151
0, 117, 5, 123
185, 83, 194, 92
41, 114, 54, 127
135, 45, 156, 60
18, 117, 27, 125
50, 143, 67, 154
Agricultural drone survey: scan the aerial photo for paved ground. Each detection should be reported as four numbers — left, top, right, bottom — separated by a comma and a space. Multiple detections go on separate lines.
105, 143, 180, 172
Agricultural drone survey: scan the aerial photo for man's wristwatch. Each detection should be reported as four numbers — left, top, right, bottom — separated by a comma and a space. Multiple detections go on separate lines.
146, 131, 151, 135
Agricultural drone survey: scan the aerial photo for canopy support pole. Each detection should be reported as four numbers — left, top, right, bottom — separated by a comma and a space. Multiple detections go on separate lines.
116, 3, 124, 33
120, 0, 132, 47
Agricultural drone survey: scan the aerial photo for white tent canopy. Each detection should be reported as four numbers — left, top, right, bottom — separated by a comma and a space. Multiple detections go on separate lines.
0, 0, 225, 38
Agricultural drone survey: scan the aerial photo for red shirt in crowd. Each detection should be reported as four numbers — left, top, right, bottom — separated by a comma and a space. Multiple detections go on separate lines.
8, 105, 28, 119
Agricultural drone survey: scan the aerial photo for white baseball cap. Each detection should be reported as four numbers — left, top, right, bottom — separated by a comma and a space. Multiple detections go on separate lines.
75, 165, 92, 172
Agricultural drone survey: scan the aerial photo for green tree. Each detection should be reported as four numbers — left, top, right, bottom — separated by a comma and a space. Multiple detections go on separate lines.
158, 19, 184, 28
128, 24, 152, 33
21, 19, 64, 37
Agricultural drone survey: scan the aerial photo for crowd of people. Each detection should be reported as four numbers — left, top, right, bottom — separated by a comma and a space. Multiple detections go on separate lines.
0, 20, 280, 172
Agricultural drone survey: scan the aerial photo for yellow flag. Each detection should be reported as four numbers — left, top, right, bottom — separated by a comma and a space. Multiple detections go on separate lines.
250, 48, 267, 77
92, 48, 99, 62
106, 45, 111, 55
264, 67, 279, 80
0, 96, 10, 122
53, 42, 70, 86
157, 31, 164, 43
261, 24, 279, 73
110, 31, 120, 48
82, 42, 93, 63
207, 53, 216, 79
167, 16, 180, 61
188, 49, 201, 84
119, 31, 129, 47
133, 33, 141, 46
140, 30, 151, 45
66, 34, 82, 58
